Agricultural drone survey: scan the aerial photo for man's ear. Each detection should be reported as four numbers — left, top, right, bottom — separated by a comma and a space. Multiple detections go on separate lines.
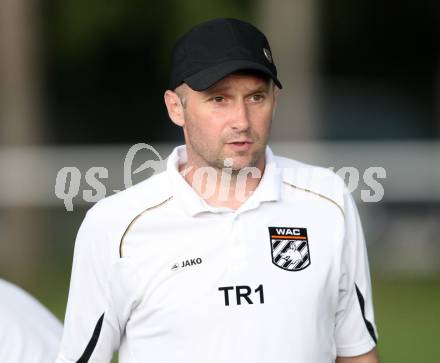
164, 90, 185, 127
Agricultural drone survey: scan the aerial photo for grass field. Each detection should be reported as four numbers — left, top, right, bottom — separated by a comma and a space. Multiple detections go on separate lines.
372, 277, 440, 362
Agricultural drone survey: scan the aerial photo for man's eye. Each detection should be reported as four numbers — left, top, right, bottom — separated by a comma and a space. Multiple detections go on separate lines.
212, 96, 224, 102
251, 94, 264, 102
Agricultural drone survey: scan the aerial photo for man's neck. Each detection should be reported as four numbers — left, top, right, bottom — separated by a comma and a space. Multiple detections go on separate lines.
179, 161, 265, 210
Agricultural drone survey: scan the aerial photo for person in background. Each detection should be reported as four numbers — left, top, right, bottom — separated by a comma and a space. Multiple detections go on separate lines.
0, 278, 62, 363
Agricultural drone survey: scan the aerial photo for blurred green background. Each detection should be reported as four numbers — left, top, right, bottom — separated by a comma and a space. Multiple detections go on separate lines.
1, 0, 439, 362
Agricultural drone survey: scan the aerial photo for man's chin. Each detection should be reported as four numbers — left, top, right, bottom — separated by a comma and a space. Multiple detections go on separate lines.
223, 155, 261, 171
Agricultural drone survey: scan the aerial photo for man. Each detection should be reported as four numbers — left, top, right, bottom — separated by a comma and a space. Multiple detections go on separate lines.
57, 18, 379, 362
0, 279, 62, 362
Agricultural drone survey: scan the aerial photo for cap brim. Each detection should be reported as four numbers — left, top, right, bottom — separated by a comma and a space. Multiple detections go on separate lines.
183, 59, 282, 91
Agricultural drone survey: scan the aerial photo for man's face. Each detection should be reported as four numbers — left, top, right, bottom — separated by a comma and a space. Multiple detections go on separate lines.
177, 73, 277, 172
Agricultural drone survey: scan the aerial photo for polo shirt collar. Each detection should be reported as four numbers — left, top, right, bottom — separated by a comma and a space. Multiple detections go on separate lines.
166, 145, 281, 216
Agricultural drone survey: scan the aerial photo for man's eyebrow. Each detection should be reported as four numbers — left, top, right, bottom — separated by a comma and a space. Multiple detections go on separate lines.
203, 83, 270, 95
242, 84, 271, 98
248, 85, 270, 94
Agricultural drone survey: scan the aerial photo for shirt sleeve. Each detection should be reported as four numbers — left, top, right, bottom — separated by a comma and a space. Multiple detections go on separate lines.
56, 208, 121, 363
335, 191, 378, 357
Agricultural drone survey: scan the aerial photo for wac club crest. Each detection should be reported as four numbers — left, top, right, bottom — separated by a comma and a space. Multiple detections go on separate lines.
268, 227, 311, 271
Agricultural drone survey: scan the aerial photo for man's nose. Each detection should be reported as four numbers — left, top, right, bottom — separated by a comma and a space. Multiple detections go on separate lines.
230, 100, 250, 131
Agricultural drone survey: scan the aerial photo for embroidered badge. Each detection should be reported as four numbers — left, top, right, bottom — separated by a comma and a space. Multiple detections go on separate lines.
268, 227, 311, 271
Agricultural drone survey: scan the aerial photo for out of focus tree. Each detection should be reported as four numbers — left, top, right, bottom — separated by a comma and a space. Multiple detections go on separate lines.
0, 0, 47, 281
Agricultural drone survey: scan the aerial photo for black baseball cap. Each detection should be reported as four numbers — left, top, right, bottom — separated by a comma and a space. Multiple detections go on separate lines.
169, 18, 282, 91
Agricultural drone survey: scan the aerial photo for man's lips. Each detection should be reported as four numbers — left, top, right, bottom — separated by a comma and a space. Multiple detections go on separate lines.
225, 141, 253, 151
226, 141, 253, 144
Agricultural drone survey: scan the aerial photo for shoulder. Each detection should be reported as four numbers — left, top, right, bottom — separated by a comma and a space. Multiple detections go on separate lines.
75, 171, 173, 257
274, 155, 347, 216
87, 170, 172, 223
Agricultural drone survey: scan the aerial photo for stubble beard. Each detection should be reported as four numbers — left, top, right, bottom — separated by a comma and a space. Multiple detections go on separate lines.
183, 111, 269, 176
188, 135, 266, 175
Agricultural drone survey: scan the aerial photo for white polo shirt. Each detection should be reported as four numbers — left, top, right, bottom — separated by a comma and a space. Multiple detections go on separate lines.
0, 279, 62, 363
57, 145, 378, 363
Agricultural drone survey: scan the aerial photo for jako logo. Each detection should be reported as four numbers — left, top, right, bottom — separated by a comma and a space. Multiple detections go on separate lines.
171, 257, 203, 271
